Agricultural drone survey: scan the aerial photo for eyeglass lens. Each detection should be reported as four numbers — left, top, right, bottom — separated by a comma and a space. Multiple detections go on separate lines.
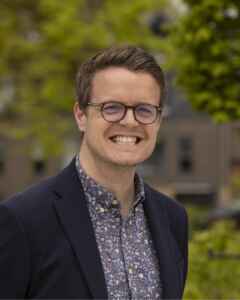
102, 102, 158, 124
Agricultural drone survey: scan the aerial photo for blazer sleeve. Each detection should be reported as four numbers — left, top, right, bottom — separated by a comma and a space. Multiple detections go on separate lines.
0, 204, 30, 298
180, 207, 188, 288
170, 205, 189, 288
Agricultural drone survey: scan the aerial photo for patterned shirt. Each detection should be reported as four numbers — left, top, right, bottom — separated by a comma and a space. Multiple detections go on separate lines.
76, 156, 162, 299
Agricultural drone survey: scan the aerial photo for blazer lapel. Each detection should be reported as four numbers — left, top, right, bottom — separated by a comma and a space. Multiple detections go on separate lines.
143, 184, 182, 299
53, 159, 108, 299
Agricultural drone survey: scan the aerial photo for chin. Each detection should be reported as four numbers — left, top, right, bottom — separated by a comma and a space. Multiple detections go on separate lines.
109, 154, 150, 167
114, 160, 139, 167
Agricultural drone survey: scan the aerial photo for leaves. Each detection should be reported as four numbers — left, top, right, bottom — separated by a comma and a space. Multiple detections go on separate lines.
184, 221, 240, 299
0, 0, 165, 154
166, 0, 240, 121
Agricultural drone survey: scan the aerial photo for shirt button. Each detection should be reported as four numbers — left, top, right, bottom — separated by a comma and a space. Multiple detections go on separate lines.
112, 199, 118, 205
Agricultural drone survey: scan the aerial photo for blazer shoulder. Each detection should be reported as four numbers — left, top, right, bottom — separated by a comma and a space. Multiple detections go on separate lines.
144, 183, 188, 253
0, 172, 61, 226
144, 183, 187, 219
0, 158, 78, 224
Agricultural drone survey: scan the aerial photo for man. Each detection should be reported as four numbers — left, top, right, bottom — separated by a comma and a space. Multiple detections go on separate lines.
0, 45, 188, 299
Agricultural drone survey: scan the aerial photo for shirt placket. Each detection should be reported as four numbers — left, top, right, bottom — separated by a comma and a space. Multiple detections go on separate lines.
99, 208, 130, 300
120, 214, 137, 300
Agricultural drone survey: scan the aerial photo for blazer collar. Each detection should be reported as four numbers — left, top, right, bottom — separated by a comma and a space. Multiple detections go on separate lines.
144, 184, 183, 299
53, 158, 108, 299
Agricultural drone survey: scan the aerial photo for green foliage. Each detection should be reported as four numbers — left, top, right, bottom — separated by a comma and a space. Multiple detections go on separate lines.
184, 221, 240, 298
185, 204, 211, 237
166, 0, 240, 122
0, 0, 165, 154
231, 175, 240, 198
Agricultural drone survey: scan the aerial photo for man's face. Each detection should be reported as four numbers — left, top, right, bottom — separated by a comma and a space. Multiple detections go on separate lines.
74, 67, 162, 169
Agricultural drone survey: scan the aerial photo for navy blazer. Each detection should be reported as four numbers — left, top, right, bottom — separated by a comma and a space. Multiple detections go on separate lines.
0, 158, 188, 299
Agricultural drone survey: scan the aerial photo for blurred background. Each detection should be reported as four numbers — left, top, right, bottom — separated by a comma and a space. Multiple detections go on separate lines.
0, 0, 240, 298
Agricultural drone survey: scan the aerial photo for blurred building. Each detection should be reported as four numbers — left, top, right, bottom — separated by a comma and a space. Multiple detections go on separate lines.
0, 74, 240, 207
0, 136, 60, 201
1, 2, 239, 207
138, 77, 240, 207
141, 7, 240, 206
1, 90, 240, 207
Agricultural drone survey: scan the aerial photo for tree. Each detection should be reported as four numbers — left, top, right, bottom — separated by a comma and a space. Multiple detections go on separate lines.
0, 0, 166, 154
184, 221, 240, 299
166, 0, 240, 122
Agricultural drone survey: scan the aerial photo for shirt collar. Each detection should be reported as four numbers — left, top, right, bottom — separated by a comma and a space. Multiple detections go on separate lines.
75, 155, 145, 211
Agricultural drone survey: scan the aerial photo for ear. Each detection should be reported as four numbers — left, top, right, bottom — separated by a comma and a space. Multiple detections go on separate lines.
154, 114, 163, 137
158, 114, 163, 128
73, 102, 87, 132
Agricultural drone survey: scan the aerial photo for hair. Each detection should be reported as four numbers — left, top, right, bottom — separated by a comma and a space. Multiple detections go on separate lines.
76, 45, 166, 109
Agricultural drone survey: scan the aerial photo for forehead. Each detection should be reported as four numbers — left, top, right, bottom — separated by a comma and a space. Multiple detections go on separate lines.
91, 67, 161, 105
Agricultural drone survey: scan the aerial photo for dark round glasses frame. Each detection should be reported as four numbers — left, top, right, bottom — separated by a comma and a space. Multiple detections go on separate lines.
87, 101, 163, 125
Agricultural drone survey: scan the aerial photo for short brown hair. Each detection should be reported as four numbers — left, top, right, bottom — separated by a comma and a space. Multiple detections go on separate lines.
76, 45, 166, 108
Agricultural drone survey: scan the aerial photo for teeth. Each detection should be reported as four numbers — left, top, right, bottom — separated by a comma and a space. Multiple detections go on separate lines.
112, 136, 137, 144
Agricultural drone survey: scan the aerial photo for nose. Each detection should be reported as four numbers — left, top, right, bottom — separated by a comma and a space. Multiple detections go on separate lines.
119, 107, 138, 127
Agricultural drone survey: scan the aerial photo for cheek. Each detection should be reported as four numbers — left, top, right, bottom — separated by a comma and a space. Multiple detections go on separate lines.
145, 130, 159, 154
147, 136, 158, 154
147, 126, 159, 143
86, 119, 109, 142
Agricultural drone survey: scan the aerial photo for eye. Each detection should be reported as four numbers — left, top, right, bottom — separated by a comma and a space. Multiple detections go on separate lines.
103, 102, 123, 115
136, 104, 155, 117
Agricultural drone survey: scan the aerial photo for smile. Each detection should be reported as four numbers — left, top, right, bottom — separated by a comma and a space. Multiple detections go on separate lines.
110, 135, 141, 145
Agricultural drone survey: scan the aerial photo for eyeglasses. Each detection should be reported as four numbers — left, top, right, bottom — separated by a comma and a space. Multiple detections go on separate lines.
87, 101, 163, 125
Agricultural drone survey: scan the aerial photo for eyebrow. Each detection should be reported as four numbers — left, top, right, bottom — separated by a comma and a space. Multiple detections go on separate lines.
90, 99, 158, 106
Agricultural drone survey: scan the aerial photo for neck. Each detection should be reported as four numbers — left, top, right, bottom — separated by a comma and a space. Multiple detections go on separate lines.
78, 148, 136, 217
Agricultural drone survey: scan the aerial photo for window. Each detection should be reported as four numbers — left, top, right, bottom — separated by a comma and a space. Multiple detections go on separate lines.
32, 159, 46, 175
178, 137, 194, 174
31, 144, 47, 176
0, 143, 6, 174
149, 13, 169, 37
